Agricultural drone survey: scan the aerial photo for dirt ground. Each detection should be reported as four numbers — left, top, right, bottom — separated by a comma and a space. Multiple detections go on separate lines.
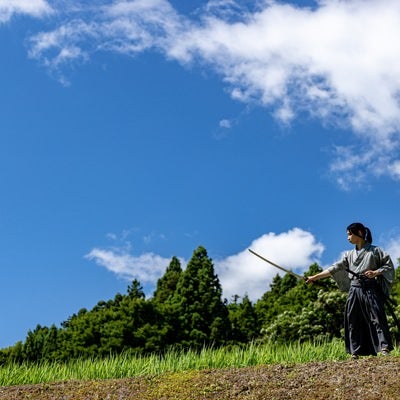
1, 356, 399, 399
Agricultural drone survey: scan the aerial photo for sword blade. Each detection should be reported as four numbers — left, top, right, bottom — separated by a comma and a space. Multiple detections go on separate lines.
248, 248, 304, 280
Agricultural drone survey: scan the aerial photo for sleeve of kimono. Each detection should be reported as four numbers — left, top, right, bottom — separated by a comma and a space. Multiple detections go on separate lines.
327, 252, 349, 275
375, 247, 394, 273
374, 247, 395, 297
327, 253, 351, 292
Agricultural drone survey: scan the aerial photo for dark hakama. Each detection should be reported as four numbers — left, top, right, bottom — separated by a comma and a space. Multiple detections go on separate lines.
329, 243, 395, 356
345, 280, 392, 356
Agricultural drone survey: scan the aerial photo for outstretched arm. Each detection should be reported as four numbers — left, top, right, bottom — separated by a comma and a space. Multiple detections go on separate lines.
306, 269, 332, 284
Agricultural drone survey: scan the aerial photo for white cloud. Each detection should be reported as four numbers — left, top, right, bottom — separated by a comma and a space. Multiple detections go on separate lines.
85, 247, 173, 286
329, 145, 381, 190
215, 228, 324, 301
27, 0, 400, 186
86, 228, 324, 302
0, 0, 52, 22
219, 119, 232, 129
28, 19, 95, 84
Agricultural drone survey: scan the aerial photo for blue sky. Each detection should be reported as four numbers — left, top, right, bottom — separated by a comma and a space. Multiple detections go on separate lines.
1, 0, 400, 349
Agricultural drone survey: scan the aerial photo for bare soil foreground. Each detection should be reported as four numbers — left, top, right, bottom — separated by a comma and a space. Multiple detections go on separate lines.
1, 356, 399, 400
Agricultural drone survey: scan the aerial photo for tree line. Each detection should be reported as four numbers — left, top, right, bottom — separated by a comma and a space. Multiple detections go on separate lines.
1, 246, 399, 364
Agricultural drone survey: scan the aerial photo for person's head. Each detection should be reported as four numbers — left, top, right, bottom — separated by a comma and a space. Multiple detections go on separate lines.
346, 222, 372, 245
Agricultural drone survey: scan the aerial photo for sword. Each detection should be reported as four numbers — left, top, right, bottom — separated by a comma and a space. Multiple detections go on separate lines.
248, 248, 304, 280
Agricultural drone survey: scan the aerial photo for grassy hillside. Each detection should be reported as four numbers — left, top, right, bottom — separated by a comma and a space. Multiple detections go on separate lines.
1, 341, 399, 399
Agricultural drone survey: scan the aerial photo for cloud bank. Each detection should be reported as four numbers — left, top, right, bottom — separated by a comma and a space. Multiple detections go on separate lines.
8, 0, 400, 187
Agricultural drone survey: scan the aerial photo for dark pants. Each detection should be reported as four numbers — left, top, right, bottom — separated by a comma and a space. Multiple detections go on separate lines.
345, 281, 392, 356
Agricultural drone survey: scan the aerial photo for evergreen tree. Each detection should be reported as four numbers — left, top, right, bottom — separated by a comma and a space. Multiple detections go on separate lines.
22, 324, 60, 362
0, 341, 24, 365
153, 256, 182, 303
227, 294, 259, 343
173, 246, 229, 347
127, 279, 145, 299
57, 280, 159, 358
151, 256, 183, 348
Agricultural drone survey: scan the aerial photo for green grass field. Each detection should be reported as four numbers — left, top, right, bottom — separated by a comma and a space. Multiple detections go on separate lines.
0, 339, 374, 387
